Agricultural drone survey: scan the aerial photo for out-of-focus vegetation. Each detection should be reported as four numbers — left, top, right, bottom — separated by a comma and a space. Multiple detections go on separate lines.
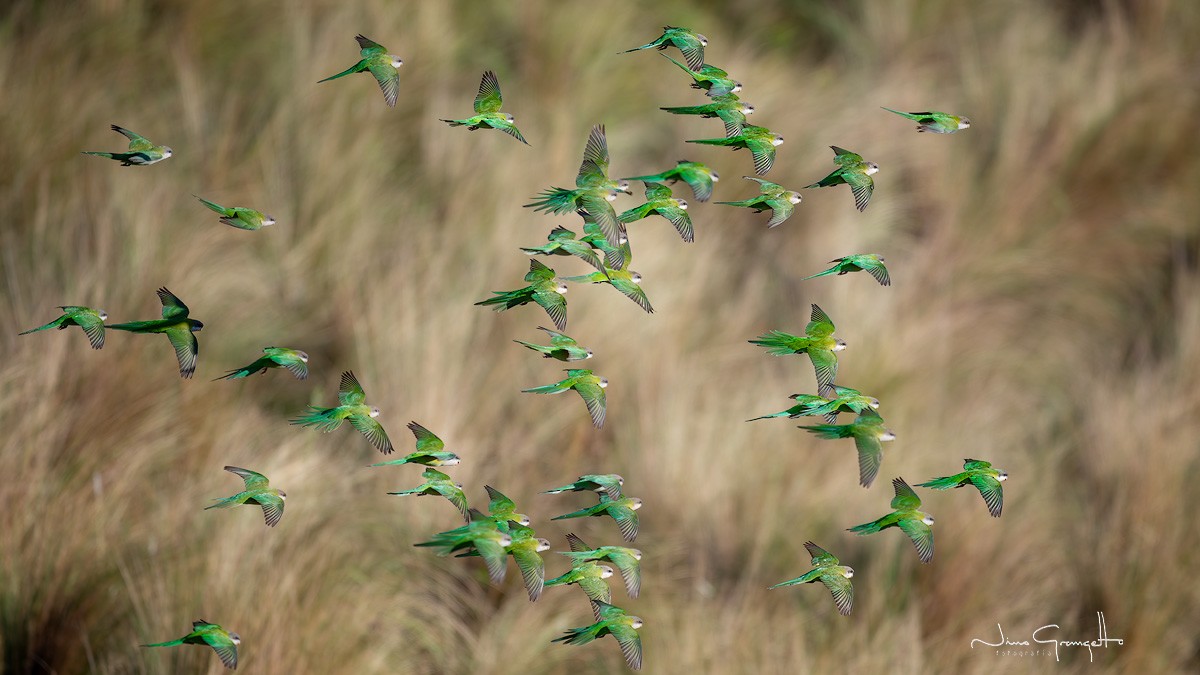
2, 0, 1199, 672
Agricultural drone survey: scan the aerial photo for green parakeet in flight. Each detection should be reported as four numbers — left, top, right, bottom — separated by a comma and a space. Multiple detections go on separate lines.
388, 468, 469, 521
749, 303, 845, 393
798, 409, 896, 488
804, 146, 878, 212
916, 458, 1006, 517
663, 54, 740, 98
803, 254, 890, 286
289, 371, 393, 454
770, 541, 854, 616
520, 225, 607, 275
622, 25, 708, 70
543, 474, 625, 500
414, 509, 513, 584
143, 620, 240, 670
847, 477, 935, 563
19, 305, 107, 350
369, 421, 461, 467
441, 70, 528, 144
745, 393, 835, 423
514, 325, 594, 362
881, 107, 970, 133
205, 465, 287, 527
715, 176, 802, 228
551, 494, 642, 542
563, 264, 654, 315
562, 532, 642, 598
622, 160, 719, 202
318, 34, 403, 107
552, 600, 644, 671
526, 124, 631, 249
660, 93, 754, 137
194, 196, 275, 231
688, 123, 783, 176
82, 125, 172, 166
618, 181, 693, 242
105, 287, 203, 378
522, 368, 608, 428
216, 347, 308, 381
475, 259, 569, 331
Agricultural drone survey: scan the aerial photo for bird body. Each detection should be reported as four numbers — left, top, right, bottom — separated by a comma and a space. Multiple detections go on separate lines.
803, 254, 891, 286
798, 409, 895, 488
622, 160, 719, 202
105, 287, 202, 378
545, 560, 615, 608
82, 125, 171, 166
475, 259, 569, 331
804, 145, 878, 211
369, 421, 460, 467
525, 125, 630, 249
441, 70, 528, 144
716, 176, 801, 228
563, 265, 654, 314
205, 466, 287, 527
551, 494, 642, 541
562, 533, 642, 598
552, 600, 644, 671
543, 474, 625, 500
916, 458, 1006, 517
661, 94, 755, 137
848, 478, 934, 563
663, 54, 739, 98
749, 304, 845, 392
143, 620, 240, 670
520, 226, 607, 274
290, 371, 392, 453
318, 34, 403, 106
804, 385, 881, 422
618, 182, 693, 242
881, 107, 970, 133
194, 196, 275, 230
514, 325, 594, 362
622, 25, 708, 71
688, 124, 782, 175
414, 509, 513, 584
19, 305, 107, 349
388, 468, 469, 521
217, 347, 308, 381
770, 541, 854, 616
522, 368, 609, 428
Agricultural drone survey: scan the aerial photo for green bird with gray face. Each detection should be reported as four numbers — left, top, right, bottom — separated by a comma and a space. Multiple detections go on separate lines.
798, 409, 896, 488
663, 54, 741, 98
441, 70, 528, 144
916, 458, 1007, 517
370, 421, 461, 467
622, 25, 707, 70
545, 560, 615, 610
520, 226, 607, 274
552, 600, 644, 671
19, 305, 107, 350
204, 465, 287, 527
688, 124, 783, 176
526, 125, 631, 249
414, 509, 513, 584
105, 287, 203, 378
551, 494, 642, 542
746, 393, 835, 423
488, 523, 551, 601
661, 94, 755, 137
143, 620, 240, 670
881, 107, 971, 134
622, 160, 719, 202
581, 210, 632, 270
388, 468, 469, 521
770, 541, 854, 616
194, 196, 275, 231
749, 303, 845, 393
522, 369, 608, 428
82, 125, 172, 166
618, 182, 693, 242
216, 347, 308, 381
290, 371, 393, 454
716, 176, 802, 228
475, 259, 569, 331
848, 477, 935, 563
563, 532, 642, 598
514, 326, 594, 362
803, 254, 890, 286
318, 34, 403, 107
805, 384, 881, 422
543, 474, 624, 500
563, 263, 654, 315
484, 485, 531, 527
805, 146, 879, 212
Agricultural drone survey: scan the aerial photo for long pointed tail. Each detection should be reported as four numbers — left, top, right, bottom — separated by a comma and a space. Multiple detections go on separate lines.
660, 104, 711, 115
848, 517, 886, 534
881, 106, 917, 120
142, 638, 186, 648
289, 406, 341, 431
204, 497, 240, 510
620, 42, 657, 55
799, 423, 851, 440
318, 63, 360, 83
18, 318, 64, 335
525, 187, 580, 214
801, 268, 839, 281
915, 476, 962, 490
440, 119, 467, 127
746, 411, 788, 422
81, 151, 117, 159
686, 138, 729, 146
194, 195, 230, 215
513, 340, 550, 355
522, 382, 571, 395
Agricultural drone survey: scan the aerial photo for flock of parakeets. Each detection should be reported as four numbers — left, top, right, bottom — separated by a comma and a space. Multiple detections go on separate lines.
14, 24, 1006, 671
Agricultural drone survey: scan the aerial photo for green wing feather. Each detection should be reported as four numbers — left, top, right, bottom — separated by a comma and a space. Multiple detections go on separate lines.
898, 518, 935, 563
890, 477, 922, 510
350, 414, 393, 454
338, 371, 367, 405
474, 70, 503, 113
970, 474, 1004, 517
164, 326, 198, 378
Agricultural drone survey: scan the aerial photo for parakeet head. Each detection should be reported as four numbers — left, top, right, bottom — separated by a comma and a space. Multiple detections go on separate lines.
630, 272, 643, 284
555, 282, 569, 294
162, 147, 174, 157
599, 378, 609, 388
740, 104, 755, 115
833, 338, 847, 351
731, 82, 743, 93
499, 534, 513, 547
443, 457, 462, 466
880, 430, 896, 442
229, 633, 242, 645
617, 179, 632, 193
676, 199, 689, 210
264, 216, 276, 226
865, 162, 880, 175
998, 471, 1008, 481
505, 114, 515, 123
922, 514, 935, 525
516, 514, 532, 526
278, 490, 287, 500
630, 498, 643, 510
98, 310, 108, 320
877, 256, 886, 262
787, 192, 802, 204
600, 565, 615, 578
870, 398, 881, 409
391, 56, 404, 68
536, 538, 552, 552
630, 617, 644, 629
618, 233, 629, 245
369, 406, 382, 418
454, 483, 464, 489
585, 350, 594, 359
698, 34, 709, 46
298, 351, 309, 362
631, 549, 643, 560
771, 135, 785, 146
710, 170, 720, 182
958, 117, 971, 128
615, 475, 624, 484
190, 320, 204, 332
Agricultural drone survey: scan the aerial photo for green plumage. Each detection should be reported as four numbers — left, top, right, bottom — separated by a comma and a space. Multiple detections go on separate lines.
770, 541, 854, 616
746, 393, 835, 423
205, 465, 287, 527
551, 600, 644, 671
318, 34, 403, 106
441, 70, 528, 144
475, 259, 569, 331
618, 181, 694, 242
522, 368, 609, 428
414, 509, 513, 584
749, 303, 845, 393
881, 106, 971, 133
622, 160, 719, 202
369, 421, 460, 467
105, 287, 203, 378
143, 620, 240, 670
804, 145, 879, 211
514, 325, 594, 362
798, 409, 895, 488
19, 305, 107, 349
388, 468, 469, 521
622, 25, 708, 71
847, 478, 935, 563
82, 125, 172, 166
195, 195, 275, 230
916, 458, 1006, 517
715, 176, 802, 228
216, 347, 308, 381
663, 54, 739, 98
520, 225, 607, 275
551, 493, 642, 542
289, 371, 393, 453
563, 263, 654, 314
525, 125, 630, 249
688, 124, 783, 176
543, 474, 625, 500
803, 254, 891, 286
562, 532, 643, 598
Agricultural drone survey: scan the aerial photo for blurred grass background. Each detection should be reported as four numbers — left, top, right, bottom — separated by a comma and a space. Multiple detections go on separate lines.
2, 0, 1199, 672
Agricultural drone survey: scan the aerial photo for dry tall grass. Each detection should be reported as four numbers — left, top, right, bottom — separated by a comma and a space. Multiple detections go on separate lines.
2, 0, 1199, 673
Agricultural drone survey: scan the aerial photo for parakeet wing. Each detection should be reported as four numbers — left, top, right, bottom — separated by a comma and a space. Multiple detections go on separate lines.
407, 422, 445, 453
338, 371, 367, 405
764, 197, 795, 228
474, 537, 508, 584
611, 551, 642, 597
853, 434, 883, 488
890, 478, 922, 510
808, 349, 838, 391
350, 414, 393, 454
355, 34, 387, 56
74, 311, 105, 349
485, 485, 516, 515
474, 70, 503, 114
112, 125, 155, 151
434, 483, 471, 520
256, 492, 285, 527
898, 517, 934, 563
156, 287, 189, 320
224, 466, 269, 490
611, 278, 654, 314
745, 137, 776, 175
857, 256, 891, 286
831, 146, 863, 166
804, 541, 839, 567
199, 631, 239, 670
367, 62, 400, 107
533, 287, 568, 332
820, 572, 854, 616
511, 546, 546, 601
565, 533, 591, 553
165, 326, 198, 378
806, 304, 835, 337
845, 170, 874, 212
577, 575, 613, 604
970, 474, 1004, 517
609, 622, 643, 671
609, 504, 638, 540
574, 378, 607, 428
579, 125, 610, 181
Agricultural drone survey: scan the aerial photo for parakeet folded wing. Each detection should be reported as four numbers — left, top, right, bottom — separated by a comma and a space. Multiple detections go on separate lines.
474, 70, 503, 114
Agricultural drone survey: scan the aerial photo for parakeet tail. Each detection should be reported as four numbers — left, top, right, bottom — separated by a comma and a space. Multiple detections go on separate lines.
915, 476, 962, 490
525, 188, 580, 215
194, 196, 229, 215
317, 64, 360, 83
142, 639, 186, 648
847, 518, 886, 534
18, 318, 64, 334
289, 406, 341, 430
